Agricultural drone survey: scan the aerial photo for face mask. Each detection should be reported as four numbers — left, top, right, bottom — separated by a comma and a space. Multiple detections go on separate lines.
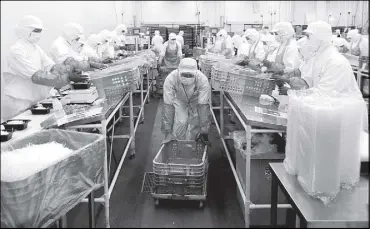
71, 39, 83, 52
275, 34, 284, 44
306, 34, 321, 53
28, 32, 41, 44
180, 77, 195, 85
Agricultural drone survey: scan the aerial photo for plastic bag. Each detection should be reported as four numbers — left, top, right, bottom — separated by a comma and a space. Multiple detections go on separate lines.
1, 129, 105, 228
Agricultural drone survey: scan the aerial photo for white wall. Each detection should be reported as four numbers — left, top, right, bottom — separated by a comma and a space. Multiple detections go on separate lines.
0, 1, 127, 64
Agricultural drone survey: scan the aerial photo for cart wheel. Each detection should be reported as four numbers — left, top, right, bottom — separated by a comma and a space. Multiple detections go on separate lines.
199, 201, 204, 208
129, 154, 136, 160
154, 199, 159, 206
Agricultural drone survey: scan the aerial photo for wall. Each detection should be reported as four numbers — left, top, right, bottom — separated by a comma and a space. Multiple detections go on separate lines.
0, 1, 125, 64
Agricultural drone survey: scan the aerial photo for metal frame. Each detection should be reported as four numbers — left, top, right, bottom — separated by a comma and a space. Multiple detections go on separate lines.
210, 90, 291, 228
65, 68, 153, 228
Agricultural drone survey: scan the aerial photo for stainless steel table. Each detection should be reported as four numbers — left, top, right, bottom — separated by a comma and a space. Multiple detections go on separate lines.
211, 91, 289, 227
270, 162, 369, 228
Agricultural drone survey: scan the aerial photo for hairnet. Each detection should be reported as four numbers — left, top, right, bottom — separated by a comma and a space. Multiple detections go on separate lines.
303, 21, 332, 44
260, 34, 275, 43
169, 33, 177, 40
62, 23, 84, 43
115, 24, 127, 35
178, 58, 197, 74
155, 30, 160, 35
179, 31, 184, 36
86, 34, 101, 47
15, 15, 43, 40
244, 28, 258, 37
347, 29, 360, 38
99, 29, 113, 42
217, 29, 228, 37
271, 22, 295, 38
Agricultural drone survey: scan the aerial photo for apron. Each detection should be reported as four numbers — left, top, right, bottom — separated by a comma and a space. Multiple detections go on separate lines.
248, 38, 261, 59
172, 71, 201, 140
273, 40, 289, 111
164, 43, 181, 68
350, 37, 362, 56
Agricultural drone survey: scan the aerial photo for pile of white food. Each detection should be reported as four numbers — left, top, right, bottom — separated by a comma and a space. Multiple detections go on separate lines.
1, 142, 74, 182
1, 131, 9, 135
35, 104, 45, 110
7, 120, 24, 125
1, 125, 5, 130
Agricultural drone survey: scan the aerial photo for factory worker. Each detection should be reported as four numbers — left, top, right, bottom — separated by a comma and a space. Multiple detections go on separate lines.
244, 28, 265, 62
176, 30, 185, 47
112, 24, 127, 51
237, 35, 250, 58
114, 24, 127, 42
332, 35, 349, 53
346, 29, 369, 57
161, 58, 211, 147
279, 21, 362, 95
1, 15, 83, 121
335, 29, 341, 37
50, 23, 88, 65
111, 32, 127, 57
231, 33, 243, 56
265, 22, 301, 74
151, 30, 164, 56
159, 33, 182, 68
216, 29, 234, 58
98, 29, 116, 60
80, 34, 109, 69
260, 34, 279, 63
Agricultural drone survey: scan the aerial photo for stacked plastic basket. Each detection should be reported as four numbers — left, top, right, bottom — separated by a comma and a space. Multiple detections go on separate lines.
211, 62, 275, 97
152, 141, 208, 208
198, 53, 226, 79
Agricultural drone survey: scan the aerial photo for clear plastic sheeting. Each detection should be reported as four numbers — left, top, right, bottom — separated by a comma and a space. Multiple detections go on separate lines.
285, 89, 367, 204
1, 129, 105, 228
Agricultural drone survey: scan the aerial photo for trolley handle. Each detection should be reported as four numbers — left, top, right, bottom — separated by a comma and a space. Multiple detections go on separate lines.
166, 173, 189, 185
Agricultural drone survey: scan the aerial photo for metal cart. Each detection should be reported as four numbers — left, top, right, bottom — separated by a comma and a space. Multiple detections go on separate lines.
151, 140, 208, 208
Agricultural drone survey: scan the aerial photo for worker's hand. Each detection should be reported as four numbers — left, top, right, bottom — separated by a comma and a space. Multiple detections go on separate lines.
271, 73, 290, 85
102, 58, 113, 64
195, 133, 212, 148
162, 133, 176, 145
278, 86, 289, 95
262, 59, 272, 68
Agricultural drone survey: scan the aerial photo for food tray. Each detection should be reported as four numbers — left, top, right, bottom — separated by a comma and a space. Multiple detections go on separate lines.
39, 101, 53, 109
2, 119, 30, 131
71, 81, 91, 90
211, 63, 275, 97
31, 106, 51, 115
153, 141, 208, 176
1, 131, 13, 142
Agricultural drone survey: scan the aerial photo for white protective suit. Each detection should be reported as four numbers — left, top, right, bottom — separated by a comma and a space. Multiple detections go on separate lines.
271, 22, 301, 73
151, 30, 164, 55
176, 30, 184, 47
301, 21, 362, 94
80, 34, 101, 60
114, 24, 127, 44
237, 35, 250, 57
261, 34, 279, 62
162, 58, 211, 140
214, 29, 234, 57
1, 15, 55, 122
346, 29, 369, 57
231, 34, 243, 50
244, 28, 265, 61
99, 30, 115, 59
50, 23, 86, 64
160, 33, 183, 68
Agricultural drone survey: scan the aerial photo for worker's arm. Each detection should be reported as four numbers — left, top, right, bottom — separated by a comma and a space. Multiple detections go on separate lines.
6, 47, 46, 80
38, 46, 56, 71
177, 41, 183, 57
283, 45, 302, 73
158, 42, 168, 64
359, 38, 369, 57
197, 72, 211, 134
161, 72, 176, 134
64, 57, 91, 72
31, 70, 70, 89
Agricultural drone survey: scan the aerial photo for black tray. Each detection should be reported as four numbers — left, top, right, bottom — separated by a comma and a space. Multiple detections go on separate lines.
71, 81, 91, 90
1, 131, 13, 142
31, 106, 51, 115
2, 119, 30, 131
40, 101, 53, 109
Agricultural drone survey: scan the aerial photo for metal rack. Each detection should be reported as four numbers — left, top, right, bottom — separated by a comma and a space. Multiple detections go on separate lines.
64, 68, 153, 228
210, 91, 292, 228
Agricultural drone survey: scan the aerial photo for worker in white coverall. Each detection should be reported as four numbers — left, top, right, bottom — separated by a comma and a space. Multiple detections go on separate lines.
215, 29, 234, 58
98, 29, 116, 60
159, 33, 183, 68
1, 15, 86, 122
278, 21, 362, 95
151, 30, 164, 56
237, 35, 251, 58
111, 24, 128, 56
176, 30, 185, 47
113, 24, 128, 46
346, 29, 369, 57
161, 58, 211, 147
80, 34, 109, 69
244, 28, 265, 62
50, 23, 87, 64
231, 33, 243, 56
260, 34, 280, 63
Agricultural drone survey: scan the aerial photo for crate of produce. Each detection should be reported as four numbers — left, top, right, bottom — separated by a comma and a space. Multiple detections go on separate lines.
199, 53, 226, 78
211, 62, 275, 97
153, 140, 207, 176
89, 65, 140, 100
0, 129, 105, 228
